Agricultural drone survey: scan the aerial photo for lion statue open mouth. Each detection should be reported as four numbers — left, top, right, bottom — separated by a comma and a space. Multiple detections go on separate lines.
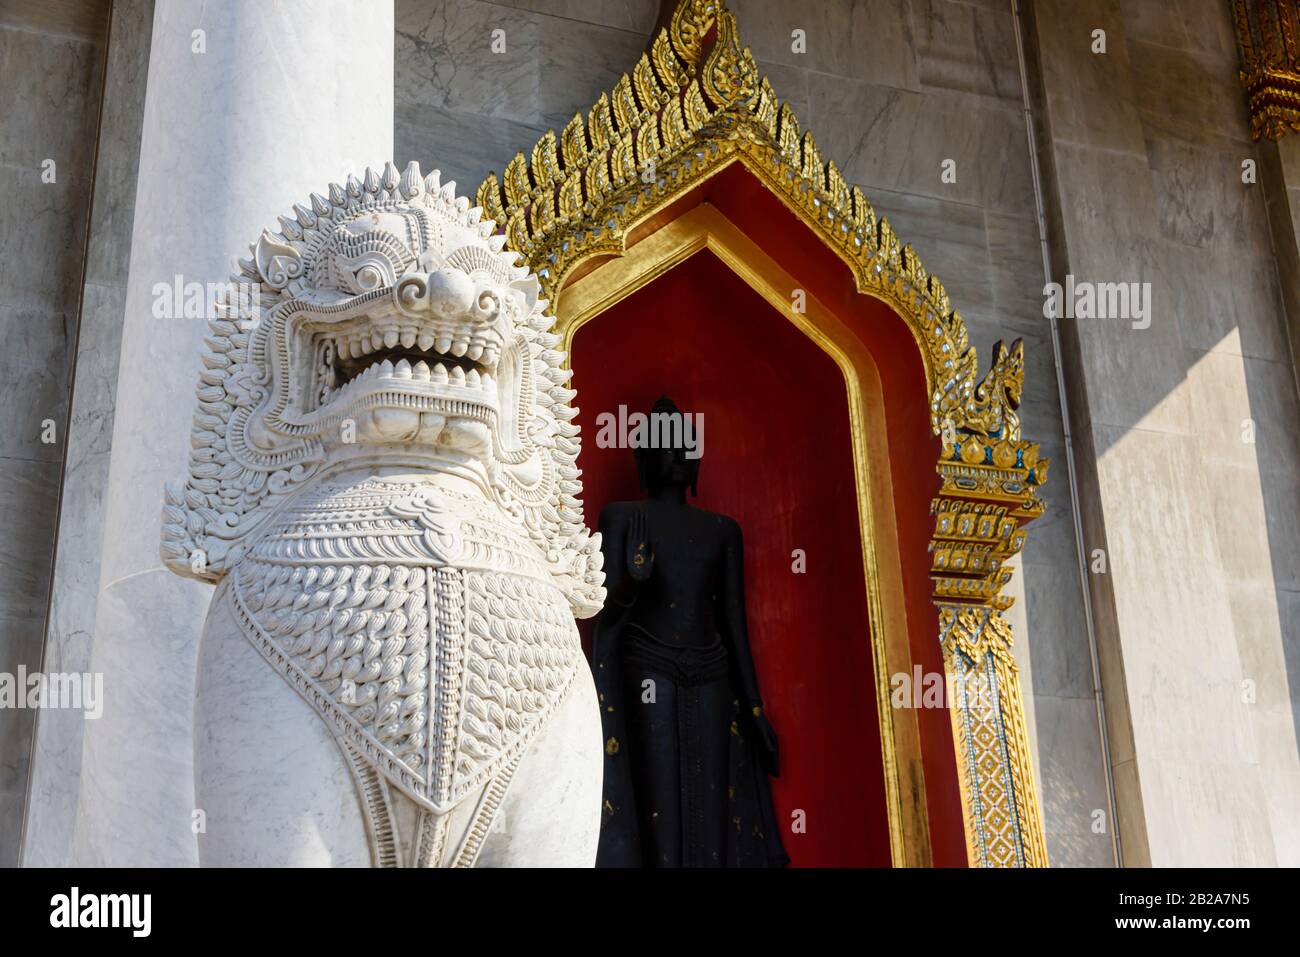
162, 162, 606, 867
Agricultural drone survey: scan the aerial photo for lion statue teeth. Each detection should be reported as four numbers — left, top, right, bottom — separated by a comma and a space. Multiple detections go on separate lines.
162, 162, 606, 867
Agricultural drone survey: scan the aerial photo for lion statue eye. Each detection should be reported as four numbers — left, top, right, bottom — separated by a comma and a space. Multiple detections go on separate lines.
340, 253, 396, 292
322, 226, 415, 295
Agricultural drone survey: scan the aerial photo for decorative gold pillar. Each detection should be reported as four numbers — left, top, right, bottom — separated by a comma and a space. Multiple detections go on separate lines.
1233, 0, 1300, 139
931, 348, 1050, 866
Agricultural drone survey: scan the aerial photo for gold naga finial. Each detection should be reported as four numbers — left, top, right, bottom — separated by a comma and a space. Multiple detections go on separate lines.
699, 5, 759, 110
669, 0, 719, 69
966, 338, 1026, 443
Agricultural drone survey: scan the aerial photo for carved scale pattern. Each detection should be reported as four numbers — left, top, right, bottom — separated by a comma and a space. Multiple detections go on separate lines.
237, 559, 433, 771
939, 606, 1047, 868
458, 570, 576, 783
228, 479, 582, 815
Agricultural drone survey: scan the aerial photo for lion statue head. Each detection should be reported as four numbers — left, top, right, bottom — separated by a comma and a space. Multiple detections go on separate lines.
161, 162, 605, 617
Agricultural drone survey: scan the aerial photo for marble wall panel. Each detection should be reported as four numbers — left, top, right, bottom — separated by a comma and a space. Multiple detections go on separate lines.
1127, 38, 1252, 150
489, 0, 659, 34
0, 9, 106, 868
1261, 134, 1300, 382
1032, 693, 1116, 867
806, 74, 1036, 214
912, 0, 1020, 106
396, 0, 543, 126
396, 103, 546, 210
0, 617, 45, 864
1030, 0, 1146, 156
0, 459, 62, 634
729, 0, 920, 91
1033, 0, 1300, 866
0, 306, 73, 464
23, 0, 154, 868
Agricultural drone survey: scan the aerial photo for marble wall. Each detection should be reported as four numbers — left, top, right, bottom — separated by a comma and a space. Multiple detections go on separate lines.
21, 0, 154, 868
1030, 0, 1300, 865
1260, 135, 1300, 420
0, 0, 108, 868
393, 0, 1111, 865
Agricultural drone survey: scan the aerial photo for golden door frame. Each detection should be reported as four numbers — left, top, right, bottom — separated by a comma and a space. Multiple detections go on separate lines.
476, 0, 1050, 867
557, 203, 927, 865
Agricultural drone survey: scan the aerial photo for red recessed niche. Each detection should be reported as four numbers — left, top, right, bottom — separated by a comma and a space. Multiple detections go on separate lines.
569, 163, 964, 867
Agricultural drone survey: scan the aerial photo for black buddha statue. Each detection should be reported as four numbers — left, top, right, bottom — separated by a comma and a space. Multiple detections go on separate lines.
592, 396, 788, 867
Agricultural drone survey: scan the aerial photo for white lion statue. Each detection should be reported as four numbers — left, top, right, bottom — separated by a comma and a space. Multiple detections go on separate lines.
161, 162, 606, 866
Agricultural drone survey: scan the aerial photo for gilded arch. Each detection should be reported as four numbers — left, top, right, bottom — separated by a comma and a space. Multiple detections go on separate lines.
475, 0, 1049, 868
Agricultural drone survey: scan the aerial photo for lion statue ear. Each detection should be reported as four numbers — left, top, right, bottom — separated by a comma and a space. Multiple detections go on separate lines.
490, 273, 606, 618
253, 229, 304, 291
511, 274, 540, 314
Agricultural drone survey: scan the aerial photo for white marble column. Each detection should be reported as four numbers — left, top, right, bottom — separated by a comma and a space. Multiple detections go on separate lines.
71, 0, 393, 866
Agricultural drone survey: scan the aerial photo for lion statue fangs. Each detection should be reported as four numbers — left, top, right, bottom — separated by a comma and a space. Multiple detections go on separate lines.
163, 162, 606, 867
